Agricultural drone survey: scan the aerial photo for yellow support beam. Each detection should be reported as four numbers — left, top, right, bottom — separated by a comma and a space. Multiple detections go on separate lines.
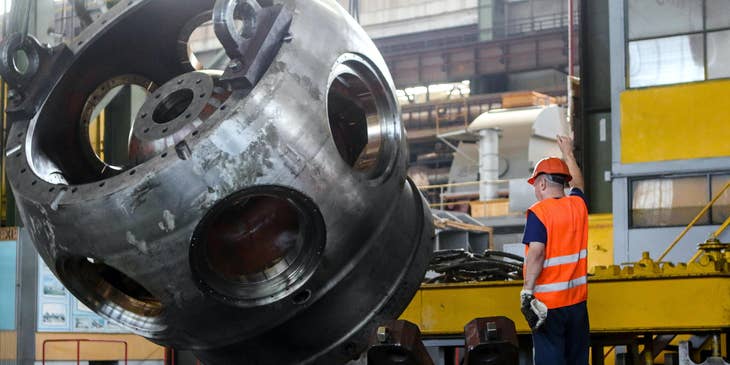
401, 275, 730, 336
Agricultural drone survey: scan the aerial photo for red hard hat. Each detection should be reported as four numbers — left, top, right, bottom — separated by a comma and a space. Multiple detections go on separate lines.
527, 157, 572, 185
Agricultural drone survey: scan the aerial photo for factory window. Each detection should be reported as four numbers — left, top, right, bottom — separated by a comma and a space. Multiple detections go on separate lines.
631, 174, 730, 228
711, 174, 730, 224
626, 0, 730, 88
631, 176, 709, 228
706, 0, 730, 29
628, 34, 704, 88
627, 0, 703, 39
707, 30, 730, 79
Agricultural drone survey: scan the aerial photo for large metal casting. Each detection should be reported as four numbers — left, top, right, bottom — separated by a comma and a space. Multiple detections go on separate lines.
0, 1, 434, 364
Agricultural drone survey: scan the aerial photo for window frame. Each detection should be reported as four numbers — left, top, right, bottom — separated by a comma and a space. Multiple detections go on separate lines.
628, 171, 730, 229
624, 0, 730, 89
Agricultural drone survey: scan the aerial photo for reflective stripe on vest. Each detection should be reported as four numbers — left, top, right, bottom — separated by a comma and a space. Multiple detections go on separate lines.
543, 249, 587, 268
534, 275, 587, 293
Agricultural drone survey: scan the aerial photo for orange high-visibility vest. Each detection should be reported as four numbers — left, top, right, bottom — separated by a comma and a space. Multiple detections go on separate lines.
524, 195, 588, 309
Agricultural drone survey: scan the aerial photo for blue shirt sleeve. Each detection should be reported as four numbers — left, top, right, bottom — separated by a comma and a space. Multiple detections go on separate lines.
522, 211, 547, 245
569, 187, 588, 205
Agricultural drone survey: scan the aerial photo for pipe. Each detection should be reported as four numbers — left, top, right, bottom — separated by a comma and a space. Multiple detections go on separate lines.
479, 129, 499, 200
468, 107, 544, 132
568, 0, 574, 77
349, 0, 359, 23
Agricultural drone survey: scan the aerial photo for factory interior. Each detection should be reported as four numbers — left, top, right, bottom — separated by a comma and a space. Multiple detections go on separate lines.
0, 0, 728, 364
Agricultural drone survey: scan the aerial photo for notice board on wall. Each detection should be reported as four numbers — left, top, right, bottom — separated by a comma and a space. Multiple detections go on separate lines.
37, 257, 127, 333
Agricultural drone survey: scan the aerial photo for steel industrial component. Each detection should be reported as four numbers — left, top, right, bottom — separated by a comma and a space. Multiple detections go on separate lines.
366, 321, 434, 365
678, 339, 730, 365
0, 1, 433, 364
463, 317, 518, 365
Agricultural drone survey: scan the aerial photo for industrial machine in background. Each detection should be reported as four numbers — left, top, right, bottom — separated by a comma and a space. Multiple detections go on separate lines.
0, 0, 435, 363
440, 100, 569, 213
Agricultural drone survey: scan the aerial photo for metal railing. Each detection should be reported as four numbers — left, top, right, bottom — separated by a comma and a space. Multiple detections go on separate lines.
503, 12, 579, 37
418, 180, 509, 208
376, 11, 580, 56
42, 338, 128, 365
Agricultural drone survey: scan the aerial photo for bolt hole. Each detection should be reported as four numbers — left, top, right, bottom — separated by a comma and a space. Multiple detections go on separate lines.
196, 79, 202, 84
77, 41, 83, 46
71, 188, 78, 193
162, 128, 169, 133
129, 170, 136, 176
199, 93, 206, 98
192, 131, 199, 136
49, 188, 55, 193
20, 168, 25, 174
161, 153, 168, 158
177, 79, 184, 85
292, 289, 312, 305
185, 113, 192, 119
31, 180, 37, 186
220, 105, 227, 111
141, 113, 147, 119
143, 128, 150, 134
17, 132, 23, 138
99, 182, 105, 187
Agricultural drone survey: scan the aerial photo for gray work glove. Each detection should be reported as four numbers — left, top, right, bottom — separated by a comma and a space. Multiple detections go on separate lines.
520, 289, 547, 330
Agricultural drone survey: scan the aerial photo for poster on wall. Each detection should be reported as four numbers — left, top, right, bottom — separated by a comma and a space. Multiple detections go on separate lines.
37, 256, 128, 333
40, 303, 68, 328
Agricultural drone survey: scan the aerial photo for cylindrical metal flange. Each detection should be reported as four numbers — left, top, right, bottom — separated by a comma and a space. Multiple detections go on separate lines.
1, 1, 433, 364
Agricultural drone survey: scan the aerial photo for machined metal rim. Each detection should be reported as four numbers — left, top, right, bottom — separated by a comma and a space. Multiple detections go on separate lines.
326, 53, 402, 184
190, 185, 327, 307
56, 256, 167, 334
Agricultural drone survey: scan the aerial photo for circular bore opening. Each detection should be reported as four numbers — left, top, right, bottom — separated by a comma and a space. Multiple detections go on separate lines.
152, 89, 194, 124
58, 257, 165, 333
12, 49, 30, 75
185, 18, 230, 71
204, 195, 300, 279
86, 84, 150, 169
327, 55, 398, 178
191, 186, 326, 307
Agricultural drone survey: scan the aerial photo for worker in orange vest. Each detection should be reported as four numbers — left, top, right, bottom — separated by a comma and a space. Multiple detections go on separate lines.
520, 135, 589, 365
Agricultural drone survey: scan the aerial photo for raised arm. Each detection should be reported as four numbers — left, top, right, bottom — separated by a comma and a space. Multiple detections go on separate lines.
557, 135, 585, 191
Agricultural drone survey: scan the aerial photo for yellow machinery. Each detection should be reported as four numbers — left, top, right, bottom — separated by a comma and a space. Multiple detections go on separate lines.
402, 185, 730, 364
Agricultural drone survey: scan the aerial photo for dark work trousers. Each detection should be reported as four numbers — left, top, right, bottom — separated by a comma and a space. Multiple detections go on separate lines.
532, 301, 589, 365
